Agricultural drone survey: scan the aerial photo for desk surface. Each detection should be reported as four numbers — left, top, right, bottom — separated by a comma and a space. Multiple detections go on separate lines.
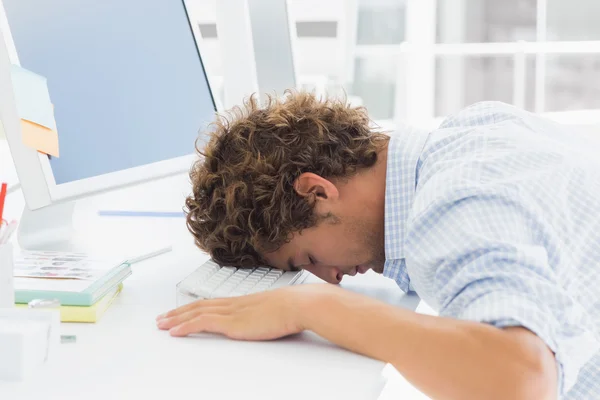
2, 257, 388, 400
0, 147, 427, 400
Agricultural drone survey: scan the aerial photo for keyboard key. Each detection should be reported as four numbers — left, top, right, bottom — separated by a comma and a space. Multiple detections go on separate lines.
270, 271, 305, 289
238, 281, 255, 290
229, 270, 249, 280
195, 287, 212, 299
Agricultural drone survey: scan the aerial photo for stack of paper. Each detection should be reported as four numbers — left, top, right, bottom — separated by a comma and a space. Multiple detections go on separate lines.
13, 251, 131, 323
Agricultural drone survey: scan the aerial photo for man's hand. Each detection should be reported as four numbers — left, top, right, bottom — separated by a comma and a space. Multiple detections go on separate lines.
156, 284, 341, 340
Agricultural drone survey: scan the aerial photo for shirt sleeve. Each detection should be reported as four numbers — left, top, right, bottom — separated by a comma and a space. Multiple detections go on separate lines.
405, 186, 600, 396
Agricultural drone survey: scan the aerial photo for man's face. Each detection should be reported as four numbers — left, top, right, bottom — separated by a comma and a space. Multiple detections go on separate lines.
264, 216, 386, 283
263, 172, 386, 284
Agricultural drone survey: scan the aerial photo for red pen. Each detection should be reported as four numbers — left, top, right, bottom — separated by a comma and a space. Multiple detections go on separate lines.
0, 182, 7, 223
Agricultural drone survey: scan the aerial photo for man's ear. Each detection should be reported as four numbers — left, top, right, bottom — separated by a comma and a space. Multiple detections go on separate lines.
294, 173, 339, 202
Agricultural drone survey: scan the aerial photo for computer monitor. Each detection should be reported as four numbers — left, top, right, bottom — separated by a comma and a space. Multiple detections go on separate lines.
0, 0, 217, 251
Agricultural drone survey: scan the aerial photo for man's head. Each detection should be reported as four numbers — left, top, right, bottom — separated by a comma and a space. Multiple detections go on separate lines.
185, 91, 390, 283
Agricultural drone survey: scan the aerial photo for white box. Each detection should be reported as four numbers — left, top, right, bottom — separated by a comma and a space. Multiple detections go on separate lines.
0, 308, 60, 381
0, 319, 48, 381
0, 243, 14, 308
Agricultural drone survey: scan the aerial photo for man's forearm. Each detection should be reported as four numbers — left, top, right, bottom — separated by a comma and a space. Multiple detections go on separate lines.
300, 290, 557, 400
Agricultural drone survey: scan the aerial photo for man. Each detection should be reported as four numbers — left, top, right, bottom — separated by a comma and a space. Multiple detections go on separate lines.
156, 92, 600, 399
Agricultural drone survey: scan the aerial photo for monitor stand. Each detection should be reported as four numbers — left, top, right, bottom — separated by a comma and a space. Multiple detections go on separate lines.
18, 202, 76, 252
17, 201, 173, 262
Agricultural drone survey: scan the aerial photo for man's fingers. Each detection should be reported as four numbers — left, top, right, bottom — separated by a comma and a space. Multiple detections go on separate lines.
157, 298, 232, 321
157, 306, 231, 330
169, 314, 231, 337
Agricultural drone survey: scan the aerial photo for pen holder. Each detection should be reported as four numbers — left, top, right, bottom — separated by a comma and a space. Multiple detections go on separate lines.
0, 243, 14, 308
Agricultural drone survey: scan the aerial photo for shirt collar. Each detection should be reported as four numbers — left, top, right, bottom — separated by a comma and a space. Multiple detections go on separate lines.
383, 126, 430, 291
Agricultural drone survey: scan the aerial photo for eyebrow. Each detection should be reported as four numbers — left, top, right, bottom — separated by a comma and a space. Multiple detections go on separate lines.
287, 256, 301, 272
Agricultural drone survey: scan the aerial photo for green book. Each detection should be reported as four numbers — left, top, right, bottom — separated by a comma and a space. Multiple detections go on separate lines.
13, 250, 132, 306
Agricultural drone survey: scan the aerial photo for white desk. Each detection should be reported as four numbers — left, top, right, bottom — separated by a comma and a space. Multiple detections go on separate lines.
0, 143, 428, 399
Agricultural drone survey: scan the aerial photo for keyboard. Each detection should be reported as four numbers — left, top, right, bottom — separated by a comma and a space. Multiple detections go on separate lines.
176, 259, 308, 306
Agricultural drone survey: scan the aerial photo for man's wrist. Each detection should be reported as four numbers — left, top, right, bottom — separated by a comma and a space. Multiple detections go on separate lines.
287, 284, 338, 332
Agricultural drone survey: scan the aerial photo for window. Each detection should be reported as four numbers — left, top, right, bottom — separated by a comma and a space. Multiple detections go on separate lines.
351, 57, 398, 120
431, 0, 600, 122
436, 0, 536, 43
547, 0, 600, 41
545, 54, 600, 111
185, 0, 600, 127
296, 21, 338, 38
435, 55, 536, 116
356, 0, 406, 45
352, 0, 407, 121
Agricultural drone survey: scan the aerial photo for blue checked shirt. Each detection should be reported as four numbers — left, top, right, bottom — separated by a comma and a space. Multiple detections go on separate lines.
383, 101, 600, 398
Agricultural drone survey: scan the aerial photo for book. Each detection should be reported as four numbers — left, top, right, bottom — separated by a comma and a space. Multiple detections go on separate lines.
13, 250, 132, 306
16, 283, 123, 323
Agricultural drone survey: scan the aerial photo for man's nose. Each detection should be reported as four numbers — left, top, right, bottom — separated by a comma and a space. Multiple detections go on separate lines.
318, 266, 342, 284
303, 264, 342, 284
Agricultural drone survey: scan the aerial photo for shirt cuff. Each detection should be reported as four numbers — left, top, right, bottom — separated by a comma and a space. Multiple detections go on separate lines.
455, 290, 600, 396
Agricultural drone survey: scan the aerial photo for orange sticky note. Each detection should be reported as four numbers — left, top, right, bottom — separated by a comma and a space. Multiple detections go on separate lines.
21, 119, 59, 157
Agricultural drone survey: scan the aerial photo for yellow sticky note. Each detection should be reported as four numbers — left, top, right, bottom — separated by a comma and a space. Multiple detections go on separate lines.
21, 119, 59, 157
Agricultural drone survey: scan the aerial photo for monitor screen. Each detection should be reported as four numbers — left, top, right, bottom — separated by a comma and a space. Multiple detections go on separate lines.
4, 0, 216, 184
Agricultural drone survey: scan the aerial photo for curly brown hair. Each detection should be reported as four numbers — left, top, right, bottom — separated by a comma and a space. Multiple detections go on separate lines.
185, 91, 389, 267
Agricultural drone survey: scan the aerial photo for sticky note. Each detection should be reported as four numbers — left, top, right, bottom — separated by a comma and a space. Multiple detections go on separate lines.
21, 120, 59, 157
10, 65, 56, 130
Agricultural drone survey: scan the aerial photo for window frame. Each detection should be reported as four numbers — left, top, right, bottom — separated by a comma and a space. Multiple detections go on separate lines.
350, 0, 600, 126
